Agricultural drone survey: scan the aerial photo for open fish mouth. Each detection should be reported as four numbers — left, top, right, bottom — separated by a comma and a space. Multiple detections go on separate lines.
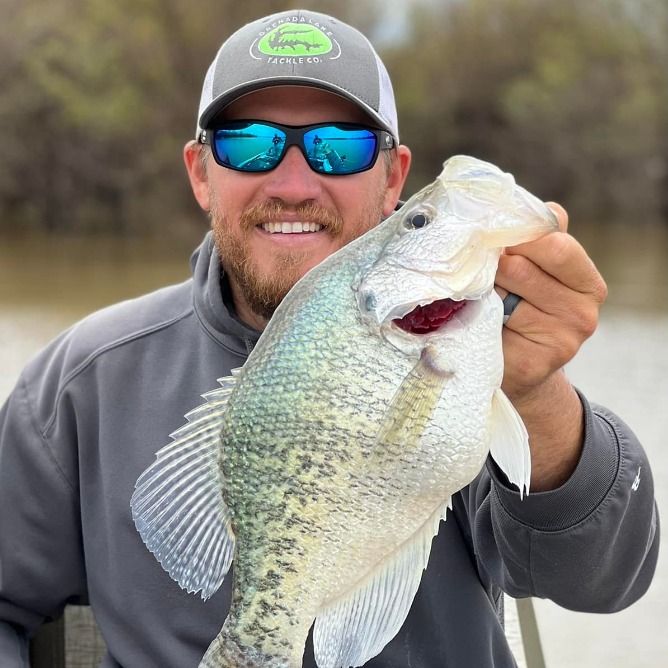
392, 298, 467, 334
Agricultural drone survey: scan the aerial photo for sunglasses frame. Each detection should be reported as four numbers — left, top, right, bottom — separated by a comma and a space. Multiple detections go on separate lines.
199, 120, 395, 175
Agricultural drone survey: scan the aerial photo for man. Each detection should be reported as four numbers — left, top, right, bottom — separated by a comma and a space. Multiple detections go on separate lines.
0, 9, 659, 668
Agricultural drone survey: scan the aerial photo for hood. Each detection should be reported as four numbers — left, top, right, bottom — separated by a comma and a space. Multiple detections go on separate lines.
191, 232, 261, 356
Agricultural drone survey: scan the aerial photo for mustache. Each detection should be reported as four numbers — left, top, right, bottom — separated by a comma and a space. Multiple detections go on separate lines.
239, 200, 343, 234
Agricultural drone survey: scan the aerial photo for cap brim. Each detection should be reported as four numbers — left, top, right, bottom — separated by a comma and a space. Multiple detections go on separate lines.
197, 77, 396, 140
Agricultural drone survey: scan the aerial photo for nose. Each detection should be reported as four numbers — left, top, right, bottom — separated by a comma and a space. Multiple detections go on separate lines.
260, 146, 323, 205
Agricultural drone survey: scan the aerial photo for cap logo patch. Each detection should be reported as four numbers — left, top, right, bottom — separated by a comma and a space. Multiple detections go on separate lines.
250, 17, 341, 64
259, 23, 332, 56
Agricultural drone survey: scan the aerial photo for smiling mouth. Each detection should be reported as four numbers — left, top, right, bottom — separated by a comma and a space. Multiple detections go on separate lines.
393, 298, 467, 334
260, 222, 324, 234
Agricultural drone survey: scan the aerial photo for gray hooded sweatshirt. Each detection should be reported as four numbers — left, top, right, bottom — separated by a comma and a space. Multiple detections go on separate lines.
0, 233, 659, 667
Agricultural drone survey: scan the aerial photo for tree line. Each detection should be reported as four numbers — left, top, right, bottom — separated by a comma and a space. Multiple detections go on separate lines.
1, 0, 666, 235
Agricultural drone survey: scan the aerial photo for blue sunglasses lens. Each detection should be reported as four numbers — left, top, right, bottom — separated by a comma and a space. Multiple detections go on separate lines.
303, 126, 377, 174
212, 122, 286, 171
211, 123, 380, 174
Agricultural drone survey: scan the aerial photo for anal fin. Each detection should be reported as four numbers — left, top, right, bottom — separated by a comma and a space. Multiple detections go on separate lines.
313, 500, 450, 668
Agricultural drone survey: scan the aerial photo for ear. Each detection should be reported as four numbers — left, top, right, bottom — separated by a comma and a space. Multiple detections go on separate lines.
183, 140, 211, 212
382, 145, 412, 217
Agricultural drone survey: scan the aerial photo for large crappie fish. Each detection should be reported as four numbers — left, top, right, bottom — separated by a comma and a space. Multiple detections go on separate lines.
131, 155, 558, 667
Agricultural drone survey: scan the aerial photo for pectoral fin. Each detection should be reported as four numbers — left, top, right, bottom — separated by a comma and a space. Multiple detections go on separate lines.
488, 389, 531, 498
375, 349, 451, 455
130, 373, 241, 599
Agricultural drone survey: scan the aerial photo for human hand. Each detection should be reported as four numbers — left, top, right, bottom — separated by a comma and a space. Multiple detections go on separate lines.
494, 203, 608, 489
495, 203, 607, 403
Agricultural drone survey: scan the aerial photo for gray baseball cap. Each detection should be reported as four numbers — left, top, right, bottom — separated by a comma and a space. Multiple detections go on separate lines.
196, 9, 399, 142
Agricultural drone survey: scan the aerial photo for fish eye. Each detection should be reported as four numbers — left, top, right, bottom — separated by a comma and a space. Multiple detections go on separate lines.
404, 212, 431, 230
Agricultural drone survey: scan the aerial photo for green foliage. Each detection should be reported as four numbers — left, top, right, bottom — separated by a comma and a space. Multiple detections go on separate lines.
0, 0, 666, 234
387, 0, 668, 222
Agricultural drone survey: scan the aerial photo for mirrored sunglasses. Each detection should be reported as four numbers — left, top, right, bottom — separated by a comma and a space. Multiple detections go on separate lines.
199, 120, 395, 175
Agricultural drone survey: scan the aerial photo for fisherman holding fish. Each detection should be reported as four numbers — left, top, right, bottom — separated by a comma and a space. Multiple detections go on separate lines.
0, 9, 659, 668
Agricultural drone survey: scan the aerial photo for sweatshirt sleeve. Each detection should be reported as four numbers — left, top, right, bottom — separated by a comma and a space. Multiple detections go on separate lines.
0, 374, 88, 667
462, 391, 659, 612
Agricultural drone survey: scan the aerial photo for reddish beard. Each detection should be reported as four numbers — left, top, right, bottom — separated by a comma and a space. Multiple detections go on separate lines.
211, 197, 385, 322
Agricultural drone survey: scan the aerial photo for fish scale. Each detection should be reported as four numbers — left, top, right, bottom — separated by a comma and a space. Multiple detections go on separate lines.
131, 155, 558, 667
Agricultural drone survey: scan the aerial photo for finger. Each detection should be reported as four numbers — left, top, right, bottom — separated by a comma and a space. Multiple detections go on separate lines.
501, 324, 579, 394
494, 285, 510, 300
501, 285, 596, 345
502, 297, 602, 397
496, 252, 602, 360
546, 201, 569, 233
496, 255, 582, 321
504, 232, 606, 300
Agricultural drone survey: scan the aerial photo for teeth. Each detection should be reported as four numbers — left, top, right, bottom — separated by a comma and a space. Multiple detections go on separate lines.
261, 222, 323, 234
